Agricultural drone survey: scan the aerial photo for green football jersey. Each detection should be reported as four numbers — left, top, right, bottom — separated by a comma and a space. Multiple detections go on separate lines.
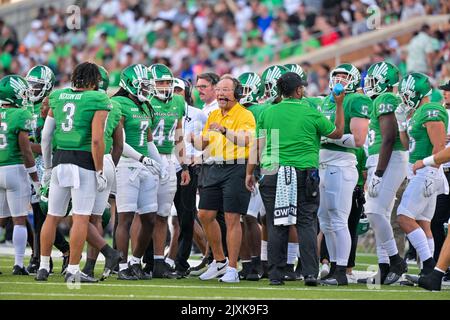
0, 107, 34, 166
247, 103, 269, 124
320, 92, 372, 154
368, 92, 405, 155
257, 98, 336, 170
104, 99, 122, 154
150, 95, 185, 154
49, 88, 111, 152
112, 96, 152, 157
407, 102, 448, 163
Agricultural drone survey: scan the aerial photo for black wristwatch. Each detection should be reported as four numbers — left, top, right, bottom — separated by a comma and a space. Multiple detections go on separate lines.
181, 164, 189, 171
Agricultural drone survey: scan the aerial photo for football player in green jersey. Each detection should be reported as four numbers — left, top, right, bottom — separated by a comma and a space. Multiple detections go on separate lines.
148, 63, 190, 278
362, 61, 408, 285
113, 63, 163, 280
36, 62, 111, 283
319, 63, 372, 285
0, 75, 40, 275
81, 65, 123, 279
24, 65, 68, 274
395, 72, 448, 276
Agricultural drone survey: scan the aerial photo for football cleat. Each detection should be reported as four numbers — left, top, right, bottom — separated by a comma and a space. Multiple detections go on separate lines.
35, 268, 49, 281
65, 271, 98, 283
12, 265, 29, 275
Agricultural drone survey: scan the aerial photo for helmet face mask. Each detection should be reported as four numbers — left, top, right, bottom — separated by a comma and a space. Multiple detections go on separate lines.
120, 64, 152, 102
148, 64, 174, 101
25, 65, 55, 103
329, 64, 361, 93
364, 62, 399, 98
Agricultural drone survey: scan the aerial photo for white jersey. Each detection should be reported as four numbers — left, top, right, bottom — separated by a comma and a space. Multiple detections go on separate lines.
202, 99, 219, 118
183, 103, 207, 159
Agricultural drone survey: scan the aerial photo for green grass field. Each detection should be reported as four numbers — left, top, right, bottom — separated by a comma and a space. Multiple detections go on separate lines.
0, 254, 449, 300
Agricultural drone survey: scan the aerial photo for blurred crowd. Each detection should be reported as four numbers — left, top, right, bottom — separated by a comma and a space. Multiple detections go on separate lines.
0, 0, 449, 92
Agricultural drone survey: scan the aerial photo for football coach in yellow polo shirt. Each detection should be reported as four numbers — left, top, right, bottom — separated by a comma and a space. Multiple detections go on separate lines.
191, 76, 256, 283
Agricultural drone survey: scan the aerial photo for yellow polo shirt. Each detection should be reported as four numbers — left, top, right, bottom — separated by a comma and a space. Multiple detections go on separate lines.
202, 103, 256, 161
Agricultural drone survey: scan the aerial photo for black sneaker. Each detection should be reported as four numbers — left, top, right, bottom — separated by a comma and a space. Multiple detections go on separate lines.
35, 268, 49, 281
245, 272, 261, 281
283, 264, 297, 281
61, 255, 69, 275
172, 270, 189, 279
129, 263, 152, 280
321, 266, 348, 286
101, 250, 122, 281
153, 260, 175, 279
238, 262, 252, 280
443, 269, 450, 282
142, 263, 153, 278
260, 261, 269, 279
304, 275, 318, 286
417, 270, 444, 291
65, 271, 98, 283
384, 260, 408, 285
357, 263, 389, 285
295, 261, 304, 280
26, 257, 39, 274
269, 278, 285, 285
12, 265, 29, 275
82, 269, 94, 278
118, 267, 139, 280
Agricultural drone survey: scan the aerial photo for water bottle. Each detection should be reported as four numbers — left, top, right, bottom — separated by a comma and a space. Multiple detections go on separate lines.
330, 83, 344, 103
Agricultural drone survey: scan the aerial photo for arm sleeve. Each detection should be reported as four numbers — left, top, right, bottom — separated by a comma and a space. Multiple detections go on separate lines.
41, 116, 56, 169
123, 142, 142, 161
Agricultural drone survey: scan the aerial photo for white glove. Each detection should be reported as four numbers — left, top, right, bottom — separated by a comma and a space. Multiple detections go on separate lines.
368, 174, 382, 198
41, 168, 52, 185
141, 156, 161, 176
31, 180, 41, 203
423, 176, 436, 197
96, 171, 107, 192
395, 104, 408, 132
321, 136, 330, 144
159, 166, 170, 184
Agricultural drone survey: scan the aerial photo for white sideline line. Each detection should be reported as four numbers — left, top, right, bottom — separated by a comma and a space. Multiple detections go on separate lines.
0, 292, 302, 300
0, 281, 447, 293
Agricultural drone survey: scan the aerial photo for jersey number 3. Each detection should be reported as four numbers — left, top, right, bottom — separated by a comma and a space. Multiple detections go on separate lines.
62, 103, 76, 132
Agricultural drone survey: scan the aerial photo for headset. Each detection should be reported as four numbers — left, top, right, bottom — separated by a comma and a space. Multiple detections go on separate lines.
221, 76, 243, 101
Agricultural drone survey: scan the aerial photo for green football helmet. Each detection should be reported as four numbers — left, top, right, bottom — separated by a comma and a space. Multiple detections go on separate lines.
0, 75, 31, 108
364, 61, 399, 98
119, 64, 152, 102
97, 65, 110, 92
261, 65, 289, 103
25, 65, 55, 103
399, 72, 432, 114
148, 63, 174, 101
357, 215, 370, 236
329, 63, 361, 93
284, 63, 307, 83
238, 72, 262, 105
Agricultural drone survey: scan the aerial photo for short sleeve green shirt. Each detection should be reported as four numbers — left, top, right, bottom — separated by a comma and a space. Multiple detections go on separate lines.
104, 99, 122, 154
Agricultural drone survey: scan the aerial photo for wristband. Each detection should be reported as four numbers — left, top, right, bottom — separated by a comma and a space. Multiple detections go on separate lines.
423, 155, 436, 167
26, 165, 37, 174
181, 164, 189, 171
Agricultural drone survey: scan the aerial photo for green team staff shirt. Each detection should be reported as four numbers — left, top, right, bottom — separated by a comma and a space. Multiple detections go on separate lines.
257, 98, 336, 170
112, 96, 152, 157
407, 102, 449, 163
150, 94, 185, 154
49, 88, 111, 152
0, 107, 33, 166
104, 99, 122, 154
320, 92, 372, 154
247, 103, 267, 124
368, 92, 405, 155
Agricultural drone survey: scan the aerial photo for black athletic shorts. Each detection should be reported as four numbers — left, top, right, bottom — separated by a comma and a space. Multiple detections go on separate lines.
198, 163, 250, 215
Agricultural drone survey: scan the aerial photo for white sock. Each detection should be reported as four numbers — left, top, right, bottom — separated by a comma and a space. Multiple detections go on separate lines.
407, 228, 432, 262
427, 237, 435, 258
323, 230, 336, 262
335, 227, 351, 266
67, 264, 80, 274
129, 255, 141, 265
261, 240, 268, 261
287, 242, 298, 265
40, 256, 50, 272
13, 225, 27, 267
227, 266, 237, 272
154, 255, 164, 260
165, 257, 175, 268
383, 239, 399, 257
376, 245, 389, 264
119, 263, 128, 271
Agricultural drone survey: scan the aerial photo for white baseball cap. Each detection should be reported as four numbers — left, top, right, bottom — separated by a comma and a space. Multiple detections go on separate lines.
173, 78, 185, 91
